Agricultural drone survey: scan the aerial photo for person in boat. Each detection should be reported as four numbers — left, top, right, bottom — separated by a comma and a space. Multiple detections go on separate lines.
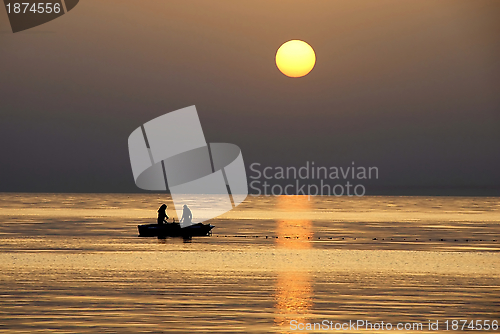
179, 204, 192, 226
157, 204, 169, 225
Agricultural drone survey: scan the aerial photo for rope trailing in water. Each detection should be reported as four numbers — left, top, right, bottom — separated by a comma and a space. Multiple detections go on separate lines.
212, 235, 498, 242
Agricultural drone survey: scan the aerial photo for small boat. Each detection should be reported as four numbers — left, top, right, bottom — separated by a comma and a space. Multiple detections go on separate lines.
138, 222, 214, 237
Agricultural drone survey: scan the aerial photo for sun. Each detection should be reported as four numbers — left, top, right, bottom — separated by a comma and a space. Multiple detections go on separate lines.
275, 40, 316, 78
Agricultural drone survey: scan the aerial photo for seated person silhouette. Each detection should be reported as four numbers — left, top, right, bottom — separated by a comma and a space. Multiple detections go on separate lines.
157, 204, 169, 225
179, 204, 192, 226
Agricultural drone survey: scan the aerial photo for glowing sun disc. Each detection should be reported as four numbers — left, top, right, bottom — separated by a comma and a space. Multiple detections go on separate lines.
276, 40, 316, 78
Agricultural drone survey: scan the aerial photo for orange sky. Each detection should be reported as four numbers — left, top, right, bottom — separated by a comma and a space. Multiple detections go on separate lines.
0, 0, 498, 192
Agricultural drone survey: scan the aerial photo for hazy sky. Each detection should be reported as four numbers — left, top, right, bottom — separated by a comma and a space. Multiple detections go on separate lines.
0, 0, 499, 193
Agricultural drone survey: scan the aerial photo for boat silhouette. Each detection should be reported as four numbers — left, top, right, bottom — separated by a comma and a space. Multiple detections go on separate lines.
138, 221, 214, 237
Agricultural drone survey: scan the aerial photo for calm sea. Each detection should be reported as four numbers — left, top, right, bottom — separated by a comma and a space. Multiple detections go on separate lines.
0, 193, 499, 333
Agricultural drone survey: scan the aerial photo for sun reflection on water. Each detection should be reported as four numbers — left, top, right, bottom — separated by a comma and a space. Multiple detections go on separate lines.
274, 196, 313, 333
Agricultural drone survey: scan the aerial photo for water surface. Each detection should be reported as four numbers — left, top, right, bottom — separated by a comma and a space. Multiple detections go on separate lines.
0, 194, 499, 333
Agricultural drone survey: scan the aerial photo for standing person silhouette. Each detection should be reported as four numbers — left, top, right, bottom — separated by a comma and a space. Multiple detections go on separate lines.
179, 205, 192, 226
157, 204, 169, 225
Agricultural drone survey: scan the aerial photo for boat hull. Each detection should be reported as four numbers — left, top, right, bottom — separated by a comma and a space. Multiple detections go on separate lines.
138, 222, 214, 237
